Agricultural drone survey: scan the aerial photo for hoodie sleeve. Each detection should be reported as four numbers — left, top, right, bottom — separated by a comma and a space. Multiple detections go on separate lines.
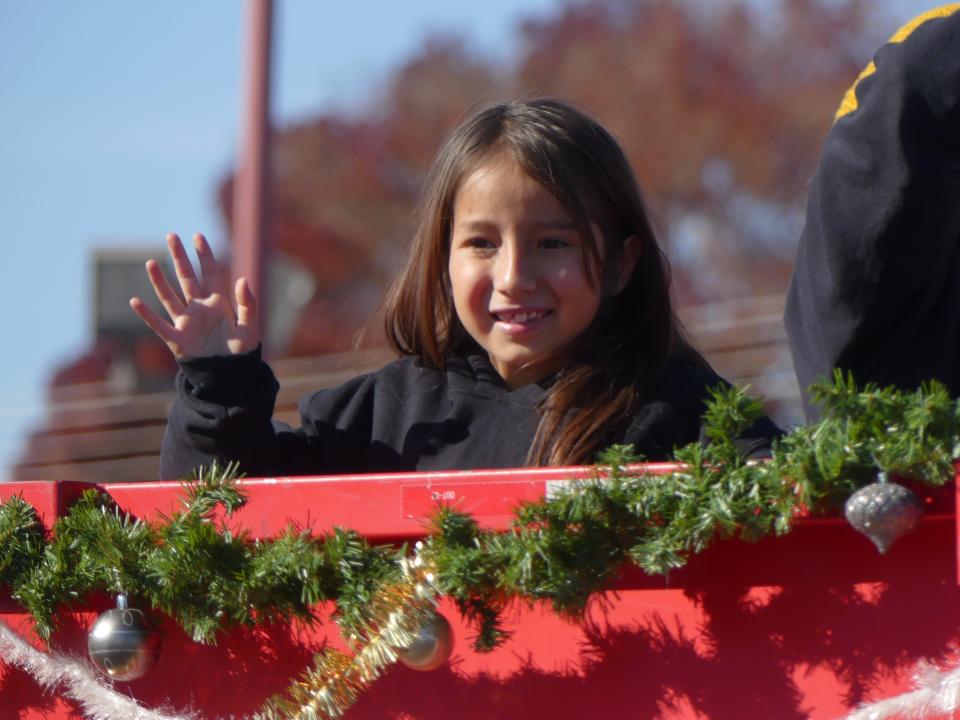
784, 5, 960, 419
159, 346, 379, 480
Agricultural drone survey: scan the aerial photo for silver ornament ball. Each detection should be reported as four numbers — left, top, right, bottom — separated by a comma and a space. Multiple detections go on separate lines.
844, 477, 923, 554
398, 612, 454, 671
87, 595, 161, 681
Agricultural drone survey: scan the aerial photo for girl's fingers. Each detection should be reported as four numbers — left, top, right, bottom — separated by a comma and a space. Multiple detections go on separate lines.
145, 258, 186, 320
193, 233, 231, 300
235, 276, 258, 329
130, 297, 178, 345
167, 233, 204, 301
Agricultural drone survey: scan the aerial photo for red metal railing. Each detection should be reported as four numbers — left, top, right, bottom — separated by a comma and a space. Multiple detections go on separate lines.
1, 468, 956, 719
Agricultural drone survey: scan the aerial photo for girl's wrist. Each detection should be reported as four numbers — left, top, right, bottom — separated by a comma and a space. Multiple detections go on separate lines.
178, 345, 266, 402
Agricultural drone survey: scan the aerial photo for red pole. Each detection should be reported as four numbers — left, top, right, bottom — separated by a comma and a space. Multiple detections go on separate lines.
231, 0, 273, 349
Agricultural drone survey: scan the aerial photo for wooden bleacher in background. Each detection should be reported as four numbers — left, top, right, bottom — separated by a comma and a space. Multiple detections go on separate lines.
10, 295, 797, 483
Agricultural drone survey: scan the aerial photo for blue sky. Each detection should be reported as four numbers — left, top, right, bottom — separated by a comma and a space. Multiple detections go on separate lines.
0, 0, 933, 479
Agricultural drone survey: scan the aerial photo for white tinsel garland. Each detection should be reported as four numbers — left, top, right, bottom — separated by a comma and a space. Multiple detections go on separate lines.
845, 659, 960, 720
0, 620, 198, 720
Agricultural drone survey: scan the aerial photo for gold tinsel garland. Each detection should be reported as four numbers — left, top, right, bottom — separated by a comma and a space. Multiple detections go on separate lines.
254, 544, 440, 720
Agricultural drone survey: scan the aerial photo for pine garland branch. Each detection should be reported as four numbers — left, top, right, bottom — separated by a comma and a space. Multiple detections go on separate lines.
181, 459, 247, 518
0, 495, 45, 590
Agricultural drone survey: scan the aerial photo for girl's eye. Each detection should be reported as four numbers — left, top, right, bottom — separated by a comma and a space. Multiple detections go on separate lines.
540, 237, 573, 249
465, 237, 495, 250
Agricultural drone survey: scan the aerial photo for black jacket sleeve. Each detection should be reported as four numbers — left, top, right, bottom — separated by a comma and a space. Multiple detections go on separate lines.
784, 6, 960, 419
159, 347, 378, 480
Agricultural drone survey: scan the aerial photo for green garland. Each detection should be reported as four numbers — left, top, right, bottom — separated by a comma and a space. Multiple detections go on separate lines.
1, 372, 958, 651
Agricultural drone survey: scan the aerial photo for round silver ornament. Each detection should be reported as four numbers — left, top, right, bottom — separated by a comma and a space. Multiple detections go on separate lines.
398, 612, 453, 671
87, 594, 161, 681
844, 473, 923, 554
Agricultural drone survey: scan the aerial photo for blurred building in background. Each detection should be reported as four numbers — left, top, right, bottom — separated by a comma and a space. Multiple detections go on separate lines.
12, 0, 886, 481
12, 249, 178, 482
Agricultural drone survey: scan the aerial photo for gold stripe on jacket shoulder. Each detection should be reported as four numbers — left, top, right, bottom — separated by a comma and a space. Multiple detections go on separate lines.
835, 3, 960, 121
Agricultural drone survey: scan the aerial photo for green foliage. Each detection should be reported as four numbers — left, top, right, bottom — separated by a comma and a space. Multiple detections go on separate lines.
182, 460, 247, 517
0, 496, 45, 587
325, 529, 403, 638
775, 372, 959, 513
429, 508, 511, 651
3, 374, 958, 652
6, 467, 400, 644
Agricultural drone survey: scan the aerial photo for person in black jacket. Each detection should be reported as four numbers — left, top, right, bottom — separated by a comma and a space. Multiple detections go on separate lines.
132, 98, 779, 479
785, 5, 960, 420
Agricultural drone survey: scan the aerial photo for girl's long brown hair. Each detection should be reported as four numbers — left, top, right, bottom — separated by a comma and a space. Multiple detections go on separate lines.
383, 98, 704, 466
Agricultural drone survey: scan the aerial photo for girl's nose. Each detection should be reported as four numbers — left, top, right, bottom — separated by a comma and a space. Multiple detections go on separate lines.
494, 243, 537, 294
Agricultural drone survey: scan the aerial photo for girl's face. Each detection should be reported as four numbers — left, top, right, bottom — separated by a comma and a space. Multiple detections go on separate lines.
448, 153, 604, 388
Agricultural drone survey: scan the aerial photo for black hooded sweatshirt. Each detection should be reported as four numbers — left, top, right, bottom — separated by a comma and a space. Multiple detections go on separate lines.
159, 348, 779, 480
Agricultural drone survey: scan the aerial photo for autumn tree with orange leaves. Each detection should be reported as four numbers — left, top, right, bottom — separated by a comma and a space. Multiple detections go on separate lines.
225, 0, 879, 357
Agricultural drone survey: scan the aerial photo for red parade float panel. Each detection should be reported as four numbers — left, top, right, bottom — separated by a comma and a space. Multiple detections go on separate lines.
1, 467, 958, 720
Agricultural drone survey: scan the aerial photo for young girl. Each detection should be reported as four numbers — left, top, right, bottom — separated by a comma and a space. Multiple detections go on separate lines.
132, 98, 778, 479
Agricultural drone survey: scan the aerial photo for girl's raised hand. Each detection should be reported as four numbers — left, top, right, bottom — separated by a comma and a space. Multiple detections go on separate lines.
130, 233, 260, 359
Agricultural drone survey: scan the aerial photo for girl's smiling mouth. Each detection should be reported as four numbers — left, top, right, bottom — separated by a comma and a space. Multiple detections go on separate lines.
491, 308, 554, 334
